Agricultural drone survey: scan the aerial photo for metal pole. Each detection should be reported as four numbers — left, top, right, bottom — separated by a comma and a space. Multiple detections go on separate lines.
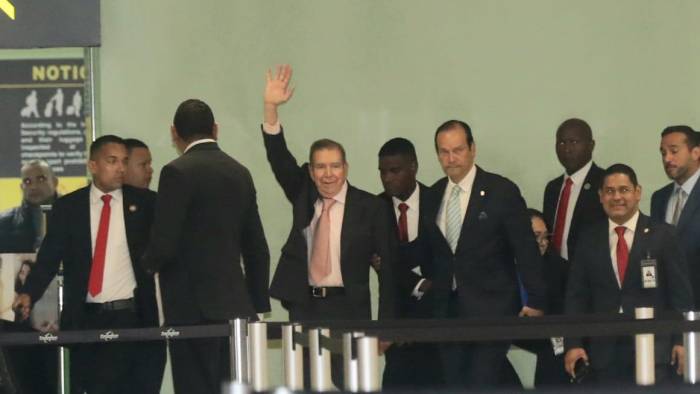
84, 47, 98, 142
635, 307, 655, 386
228, 318, 249, 385
684, 311, 700, 383
343, 332, 363, 392
282, 324, 304, 390
248, 322, 268, 391
356, 336, 379, 392
309, 328, 334, 392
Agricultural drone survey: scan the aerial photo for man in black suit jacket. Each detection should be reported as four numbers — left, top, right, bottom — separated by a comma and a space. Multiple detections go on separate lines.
142, 99, 271, 394
651, 126, 700, 307
424, 120, 546, 388
565, 164, 693, 385
543, 118, 606, 262
261, 65, 396, 324
14, 135, 163, 394
541, 118, 606, 385
376, 137, 441, 388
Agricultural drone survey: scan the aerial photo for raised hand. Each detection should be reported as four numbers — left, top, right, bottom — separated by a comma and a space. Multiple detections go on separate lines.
264, 64, 295, 107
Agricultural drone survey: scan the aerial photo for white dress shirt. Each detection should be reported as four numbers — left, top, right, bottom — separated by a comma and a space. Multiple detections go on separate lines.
555, 160, 593, 260
305, 182, 348, 287
86, 184, 136, 303
665, 167, 700, 224
608, 210, 639, 289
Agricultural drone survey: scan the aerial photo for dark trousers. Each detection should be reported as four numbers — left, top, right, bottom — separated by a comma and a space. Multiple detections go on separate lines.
382, 342, 443, 389
287, 291, 366, 390
3, 320, 58, 394
169, 331, 231, 394
440, 291, 513, 389
70, 308, 166, 394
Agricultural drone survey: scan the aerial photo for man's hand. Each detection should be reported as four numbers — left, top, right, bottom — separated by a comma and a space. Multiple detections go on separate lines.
518, 306, 544, 317
369, 253, 381, 272
671, 345, 685, 375
564, 347, 589, 377
378, 340, 392, 355
12, 293, 32, 321
263, 64, 294, 125
418, 279, 432, 293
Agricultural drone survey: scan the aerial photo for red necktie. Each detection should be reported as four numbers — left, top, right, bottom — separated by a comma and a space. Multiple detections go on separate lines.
397, 202, 409, 243
615, 226, 629, 285
552, 177, 573, 254
88, 194, 112, 297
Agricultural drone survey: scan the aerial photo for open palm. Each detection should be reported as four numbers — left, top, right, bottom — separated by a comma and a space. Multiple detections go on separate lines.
264, 64, 294, 105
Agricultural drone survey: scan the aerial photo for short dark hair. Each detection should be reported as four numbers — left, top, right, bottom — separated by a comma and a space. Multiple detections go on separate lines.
173, 99, 215, 142
556, 118, 593, 140
527, 208, 546, 224
90, 135, 126, 159
661, 125, 699, 147
602, 163, 638, 188
123, 138, 149, 154
434, 120, 474, 151
378, 137, 417, 163
309, 139, 347, 164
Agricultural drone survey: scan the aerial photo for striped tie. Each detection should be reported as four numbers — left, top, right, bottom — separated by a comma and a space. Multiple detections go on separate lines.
445, 185, 462, 252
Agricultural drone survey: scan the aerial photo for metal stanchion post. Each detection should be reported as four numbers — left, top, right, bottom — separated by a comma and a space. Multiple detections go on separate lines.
356, 336, 379, 392
684, 311, 700, 383
635, 307, 655, 386
343, 332, 364, 392
309, 328, 334, 392
282, 324, 304, 390
248, 321, 268, 392
228, 318, 249, 385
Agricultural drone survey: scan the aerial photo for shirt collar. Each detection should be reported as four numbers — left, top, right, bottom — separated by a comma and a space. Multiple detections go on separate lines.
184, 138, 216, 153
676, 167, 700, 196
565, 160, 593, 186
392, 183, 420, 210
90, 183, 122, 204
608, 210, 640, 235
448, 164, 477, 193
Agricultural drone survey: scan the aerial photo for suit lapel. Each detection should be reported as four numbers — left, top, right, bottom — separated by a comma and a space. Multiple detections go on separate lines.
339, 186, 358, 272
623, 214, 651, 291
593, 222, 620, 290
569, 165, 597, 233
79, 187, 94, 274
455, 168, 487, 253
677, 180, 700, 232
651, 183, 673, 223
122, 186, 137, 257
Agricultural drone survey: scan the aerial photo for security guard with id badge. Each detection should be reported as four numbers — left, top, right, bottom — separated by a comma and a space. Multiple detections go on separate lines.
564, 163, 694, 385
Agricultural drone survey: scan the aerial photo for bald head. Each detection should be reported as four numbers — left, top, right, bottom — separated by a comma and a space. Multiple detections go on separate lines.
20, 160, 58, 206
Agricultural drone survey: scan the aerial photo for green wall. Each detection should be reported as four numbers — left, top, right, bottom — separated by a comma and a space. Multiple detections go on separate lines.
2, 0, 699, 391
97, 1, 699, 390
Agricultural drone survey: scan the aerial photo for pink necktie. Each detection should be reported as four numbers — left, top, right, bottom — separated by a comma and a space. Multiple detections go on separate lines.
310, 198, 336, 284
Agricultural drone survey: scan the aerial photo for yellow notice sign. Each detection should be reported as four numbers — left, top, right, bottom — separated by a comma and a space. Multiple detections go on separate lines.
0, 0, 15, 20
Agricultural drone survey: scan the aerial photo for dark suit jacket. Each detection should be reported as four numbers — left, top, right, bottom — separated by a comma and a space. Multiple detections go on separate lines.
564, 213, 694, 368
263, 130, 397, 319
22, 185, 159, 330
379, 183, 434, 319
651, 179, 700, 307
424, 167, 547, 318
142, 142, 270, 325
543, 162, 606, 260
0, 197, 58, 253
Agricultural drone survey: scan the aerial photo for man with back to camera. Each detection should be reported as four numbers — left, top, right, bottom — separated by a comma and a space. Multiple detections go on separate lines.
124, 138, 154, 189
142, 99, 270, 394
423, 119, 546, 388
540, 118, 606, 384
376, 137, 442, 388
0, 160, 59, 252
564, 163, 693, 385
13, 135, 163, 394
261, 64, 397, 387
651, 126, 700, 307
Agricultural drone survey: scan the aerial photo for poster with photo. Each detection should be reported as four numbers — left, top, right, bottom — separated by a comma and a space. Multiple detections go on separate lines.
0, 253, 58, 329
